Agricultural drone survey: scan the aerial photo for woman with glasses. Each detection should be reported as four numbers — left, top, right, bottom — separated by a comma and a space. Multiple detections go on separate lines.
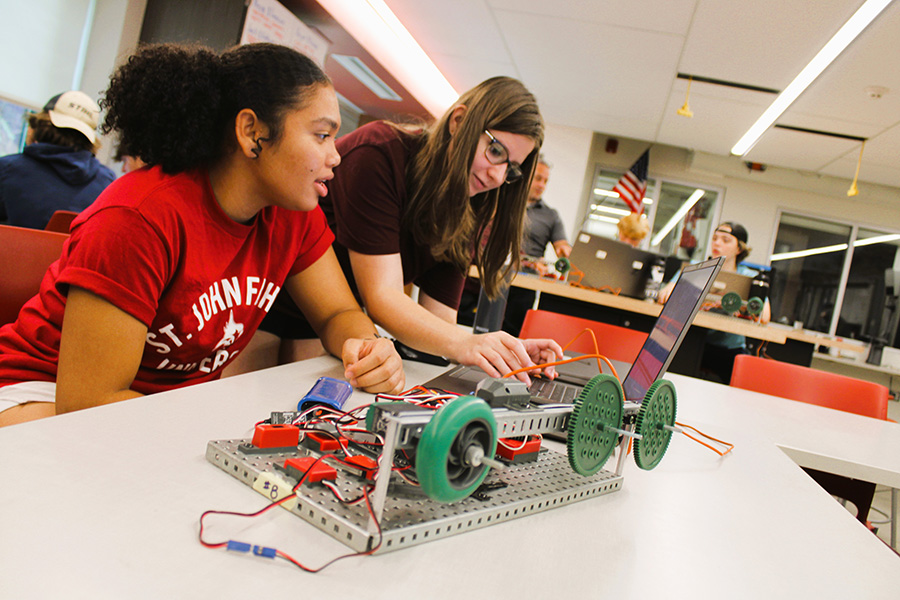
246, 76, 562, 383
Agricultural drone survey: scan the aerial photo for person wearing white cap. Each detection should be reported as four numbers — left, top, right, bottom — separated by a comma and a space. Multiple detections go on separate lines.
0, 90, 115, 230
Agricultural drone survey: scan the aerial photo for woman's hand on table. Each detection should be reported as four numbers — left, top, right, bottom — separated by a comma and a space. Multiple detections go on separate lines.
342, 337, 405, 394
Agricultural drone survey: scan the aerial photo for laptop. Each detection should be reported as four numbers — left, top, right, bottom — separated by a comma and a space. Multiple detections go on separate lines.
709, 270, 753, 300
568, 231, 680, 299
426, 257, 725, 405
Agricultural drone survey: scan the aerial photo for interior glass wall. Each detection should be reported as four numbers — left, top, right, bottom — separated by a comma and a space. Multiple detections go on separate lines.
584, 166, 721, 261
771, 213, 900, 347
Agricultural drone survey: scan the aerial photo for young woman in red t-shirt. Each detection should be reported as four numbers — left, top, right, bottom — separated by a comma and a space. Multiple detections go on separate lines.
0, 43, 404, 427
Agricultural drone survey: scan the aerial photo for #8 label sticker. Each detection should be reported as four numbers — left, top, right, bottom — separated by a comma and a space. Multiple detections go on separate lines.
252, 471, 298, 511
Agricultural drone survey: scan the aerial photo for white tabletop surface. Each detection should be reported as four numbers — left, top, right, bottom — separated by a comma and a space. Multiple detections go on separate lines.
1, 357, 898, 599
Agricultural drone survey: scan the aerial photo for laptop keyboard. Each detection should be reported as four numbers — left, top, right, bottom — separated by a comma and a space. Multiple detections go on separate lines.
528, 378, 580, 404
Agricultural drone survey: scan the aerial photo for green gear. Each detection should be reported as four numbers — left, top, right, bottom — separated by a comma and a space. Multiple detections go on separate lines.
416, 396, 497, 503
746, 296, 764, 316
721, 292, 742, 313
566, 374, 624, 476
554, 257, 571, 274
633, 379, 677, 470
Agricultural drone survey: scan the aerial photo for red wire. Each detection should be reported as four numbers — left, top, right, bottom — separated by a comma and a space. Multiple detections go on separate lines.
198, 453, 384, 572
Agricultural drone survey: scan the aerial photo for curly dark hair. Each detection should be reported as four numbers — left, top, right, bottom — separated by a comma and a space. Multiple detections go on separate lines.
100, 43, 331, 174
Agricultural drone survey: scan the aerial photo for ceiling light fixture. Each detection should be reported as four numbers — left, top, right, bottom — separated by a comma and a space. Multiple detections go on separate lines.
318, 0, 459, 117
590, 205, 631, 217
770, 233, 900, 262
332, 54, 402, 101
677, 75, 694, 118
730, 0, 893, 156
593, 189, 654, 204
589, 214, 620, 224
650, 189, 705, 247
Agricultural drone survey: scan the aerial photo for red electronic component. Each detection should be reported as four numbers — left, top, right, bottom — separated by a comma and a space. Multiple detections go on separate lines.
305, 431, 342, 452
251, 424, 300, 449
343, 455, 378, 481
283, 457, 337, 484
495, 435, 542, 463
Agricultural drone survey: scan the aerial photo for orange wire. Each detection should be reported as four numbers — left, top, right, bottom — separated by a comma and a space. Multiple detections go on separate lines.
505, 327, 620, 381
675, 421, 734, 456
504, 352, 620, 382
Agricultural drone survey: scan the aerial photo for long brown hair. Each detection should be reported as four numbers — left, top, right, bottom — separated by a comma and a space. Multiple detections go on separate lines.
401, 77, 543, 298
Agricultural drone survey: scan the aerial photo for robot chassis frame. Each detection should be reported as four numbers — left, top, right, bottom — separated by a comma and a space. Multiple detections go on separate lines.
206, 375, 677, 554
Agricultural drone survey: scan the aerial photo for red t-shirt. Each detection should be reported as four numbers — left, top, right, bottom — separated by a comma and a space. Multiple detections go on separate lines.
0, 166, 333, 394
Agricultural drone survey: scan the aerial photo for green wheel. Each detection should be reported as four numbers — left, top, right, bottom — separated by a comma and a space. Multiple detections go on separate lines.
555, 257, 571, 274
633, 380, 677, 470
566, 374, 624, 476
721, 292, 742, 313
746, 296, 764, 316
416, 396, 497, 503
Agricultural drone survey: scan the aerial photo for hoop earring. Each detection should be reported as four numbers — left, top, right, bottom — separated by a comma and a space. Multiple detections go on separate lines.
250, 136, 269, 159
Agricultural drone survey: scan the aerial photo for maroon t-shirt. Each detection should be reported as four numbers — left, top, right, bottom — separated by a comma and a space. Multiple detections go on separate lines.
322, 121, 465, 309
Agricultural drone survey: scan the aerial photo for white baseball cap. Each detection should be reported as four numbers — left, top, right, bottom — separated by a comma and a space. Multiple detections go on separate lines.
43, 91, 100, 144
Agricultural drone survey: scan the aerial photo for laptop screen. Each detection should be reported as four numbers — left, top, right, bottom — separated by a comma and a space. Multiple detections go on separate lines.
621, 257, 724, 402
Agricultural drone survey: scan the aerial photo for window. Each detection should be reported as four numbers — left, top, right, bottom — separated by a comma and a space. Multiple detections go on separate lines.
583, 166, 721, 260
771, 212, 900, 346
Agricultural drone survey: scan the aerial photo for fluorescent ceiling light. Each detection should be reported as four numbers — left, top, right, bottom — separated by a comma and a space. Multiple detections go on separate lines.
650, 189, 705, 246
590, 205, 631, 217
332, 54, 402, 100
771, 243, 849, 262
319, 0, 458, 117
593, 189, 654, 204
589, 214, 620, 224
730, 0, 893, 156
771, 232, 900, 261
855, 233, 900, 247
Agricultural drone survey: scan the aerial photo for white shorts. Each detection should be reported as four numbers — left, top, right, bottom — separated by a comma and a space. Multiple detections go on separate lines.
0, 381, 57, 414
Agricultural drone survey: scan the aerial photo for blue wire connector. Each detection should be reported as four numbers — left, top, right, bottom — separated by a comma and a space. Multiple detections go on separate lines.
226, 540, 276, 559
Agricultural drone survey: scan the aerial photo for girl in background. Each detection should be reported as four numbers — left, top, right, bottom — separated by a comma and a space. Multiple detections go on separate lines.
659, 222, 770, 382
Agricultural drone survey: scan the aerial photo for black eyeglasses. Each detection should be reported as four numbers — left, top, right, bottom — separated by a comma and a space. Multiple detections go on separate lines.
484, 130, 523, 183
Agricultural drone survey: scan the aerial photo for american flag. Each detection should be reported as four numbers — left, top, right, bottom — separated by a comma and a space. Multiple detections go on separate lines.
612, 149, 649, 214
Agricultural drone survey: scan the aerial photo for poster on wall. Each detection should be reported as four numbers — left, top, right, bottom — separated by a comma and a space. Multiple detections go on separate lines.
240, 0, 330, 66
0, 97, 33, 157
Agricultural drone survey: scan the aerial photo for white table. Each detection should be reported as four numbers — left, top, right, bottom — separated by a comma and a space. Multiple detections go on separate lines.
1, 357, 898, 599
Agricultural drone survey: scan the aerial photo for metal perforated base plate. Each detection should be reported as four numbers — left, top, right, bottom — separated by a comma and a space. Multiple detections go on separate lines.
207, 439, 622, 554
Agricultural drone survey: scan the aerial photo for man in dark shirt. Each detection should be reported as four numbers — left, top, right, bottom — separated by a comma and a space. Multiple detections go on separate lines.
501, 156, 571, 334
520, 157, 572, 265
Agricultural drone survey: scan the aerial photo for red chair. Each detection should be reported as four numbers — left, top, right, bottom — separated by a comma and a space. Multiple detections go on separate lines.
0, 224, 69, 326
730, 354, 889, 525
730, 354, 888, 419
519, 309, 648, 363
44, 210, 78, 234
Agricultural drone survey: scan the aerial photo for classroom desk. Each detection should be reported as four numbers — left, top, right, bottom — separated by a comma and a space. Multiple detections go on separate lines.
510, 272, 864, 370
1, 357, 898, 599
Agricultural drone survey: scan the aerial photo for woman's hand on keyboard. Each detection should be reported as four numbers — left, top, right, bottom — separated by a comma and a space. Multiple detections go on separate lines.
454, 332, 562, 385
